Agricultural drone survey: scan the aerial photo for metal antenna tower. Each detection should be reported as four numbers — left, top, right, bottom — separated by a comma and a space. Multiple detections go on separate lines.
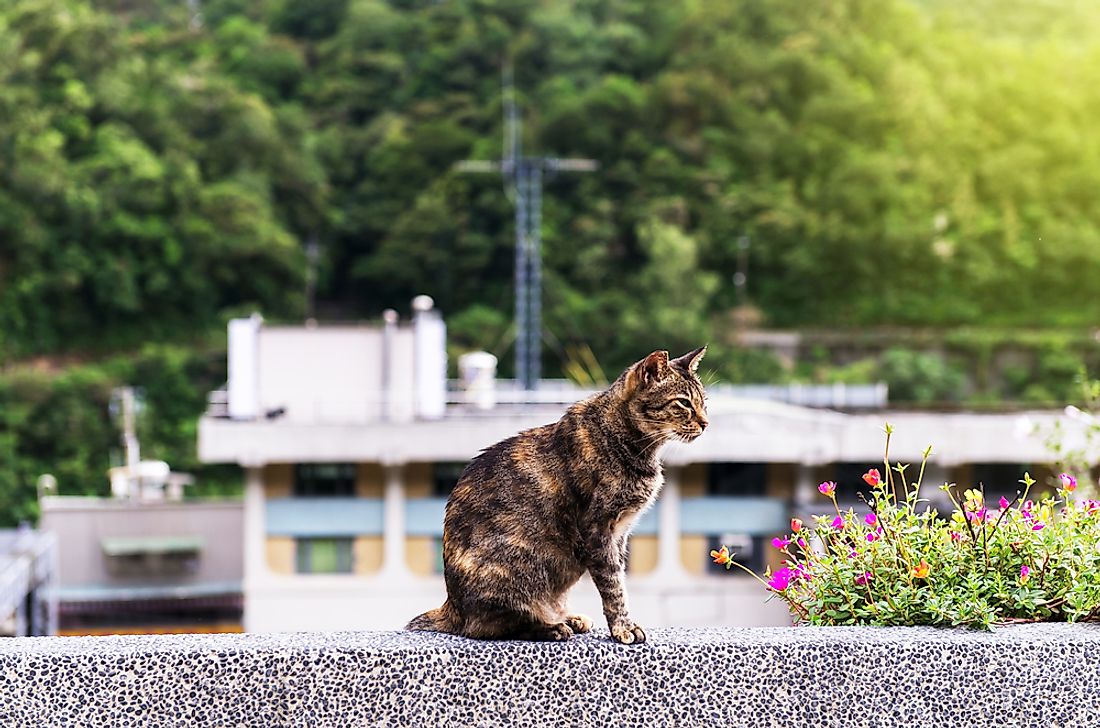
457, 67, 596, 391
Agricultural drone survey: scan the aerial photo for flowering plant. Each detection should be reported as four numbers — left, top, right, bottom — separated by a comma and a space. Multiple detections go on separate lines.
713, 424, 1100, 629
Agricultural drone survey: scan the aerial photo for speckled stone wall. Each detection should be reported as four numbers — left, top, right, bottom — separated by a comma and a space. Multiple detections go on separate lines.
1, 624, 1098, 727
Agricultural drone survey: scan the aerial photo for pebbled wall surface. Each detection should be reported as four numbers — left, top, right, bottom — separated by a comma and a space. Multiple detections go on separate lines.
0, 624, 1098, 727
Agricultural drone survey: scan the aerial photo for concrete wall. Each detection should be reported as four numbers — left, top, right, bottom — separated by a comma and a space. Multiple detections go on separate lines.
257, 327, 386, 424
2, 625, 1097, 726
39, 499, 243, 590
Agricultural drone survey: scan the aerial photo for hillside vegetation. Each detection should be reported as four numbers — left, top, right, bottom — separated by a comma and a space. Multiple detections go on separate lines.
2, 0, 1100, 521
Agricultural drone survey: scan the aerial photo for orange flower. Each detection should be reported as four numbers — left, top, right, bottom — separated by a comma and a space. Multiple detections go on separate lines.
912, 560, 930, 579
863, 469, 882, 488
710, 546, 731, 566
790, 518, 803, 534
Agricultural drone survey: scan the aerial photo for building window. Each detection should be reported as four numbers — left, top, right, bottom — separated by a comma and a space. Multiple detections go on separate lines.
432, 462, 468, 497
294, 464, 355, 497
832, 462, 877, 504
707, 463, 768, 496
706, 534, 764, 574
971, 463, 1033, 499
296, 538, 353, 574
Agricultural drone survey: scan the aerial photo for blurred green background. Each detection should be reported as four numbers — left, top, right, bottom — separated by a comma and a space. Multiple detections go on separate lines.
3, 0, 1100, 522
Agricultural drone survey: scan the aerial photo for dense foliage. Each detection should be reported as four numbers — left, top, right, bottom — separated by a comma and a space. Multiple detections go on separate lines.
716, 426, 1100, 629
3, 0, 1100, 365
3, 0, 1100, 524
0, 345, 240, 524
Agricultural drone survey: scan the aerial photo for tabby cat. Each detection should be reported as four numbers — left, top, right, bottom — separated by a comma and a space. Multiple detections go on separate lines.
406, 347, 708, 644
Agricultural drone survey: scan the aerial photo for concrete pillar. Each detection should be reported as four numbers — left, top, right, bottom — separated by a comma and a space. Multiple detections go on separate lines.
650, 466, 689, 582
243, 466, 269, 585
381, 463, 410, 579
794, 463, 816, 513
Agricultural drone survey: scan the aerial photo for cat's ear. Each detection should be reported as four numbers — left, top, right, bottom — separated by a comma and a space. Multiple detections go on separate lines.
672, 346, 707, 374
631, 350, 671, 388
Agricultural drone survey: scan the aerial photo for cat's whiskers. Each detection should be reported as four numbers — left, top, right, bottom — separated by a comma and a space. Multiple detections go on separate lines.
632, 428, 673, 451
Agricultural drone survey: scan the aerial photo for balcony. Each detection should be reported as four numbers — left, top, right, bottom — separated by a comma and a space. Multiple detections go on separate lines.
264, 496, 789, 539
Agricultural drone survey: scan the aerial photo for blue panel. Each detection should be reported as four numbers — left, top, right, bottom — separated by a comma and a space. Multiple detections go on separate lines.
266, 498, 383, 537
405, 498, 448, 537
680, 497, 787, 536
633, 508, 659, 535
264, 496, 785, 539
630, 497, 786, 537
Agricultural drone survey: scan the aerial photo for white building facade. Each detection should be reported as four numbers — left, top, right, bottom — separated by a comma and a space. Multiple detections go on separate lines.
198, 303, 1081, 632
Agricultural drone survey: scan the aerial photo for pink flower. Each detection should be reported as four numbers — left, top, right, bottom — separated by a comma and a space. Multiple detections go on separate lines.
1032, 522, 1046, 531
1060, 473, 1078, 492
768, 567, 793, 591
793, 564, 813, 582
864, 512, 878, 527
866, 530, 880, 543
862, 469, 882, 487
998, 496, 1010, 509
848, 549, 858, 559
831, 515, 846, 530
797, 537, 808, 550
772, 536, 791, 550
791, 518, 803, 534
966, 507, 988, 524
855, 571, 872, 586
949, 531, 962, 542
818, 481, 837, 497
1020, 565, 1031, 585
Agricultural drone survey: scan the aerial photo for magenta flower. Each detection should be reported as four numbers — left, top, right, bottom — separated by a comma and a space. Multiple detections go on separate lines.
848, 549, 858, 559
793, 564, 813, 582
818, 481, 837, 497
831, 515, 846, 529
966, 507, 988, 524
767, 567, 793, 591
949, 531, 962, 542
1020, 565, 1031, 585
866, 530, 880, 543
1032, 522, 1046, 531
854, 571, 872, 586
1060, 473, 1078, 492
998, 496, 1010, 509
772, 536, 791, 550
797, 537, 808, 550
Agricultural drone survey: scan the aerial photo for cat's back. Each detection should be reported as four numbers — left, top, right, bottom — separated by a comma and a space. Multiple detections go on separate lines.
449, 421, 567, 506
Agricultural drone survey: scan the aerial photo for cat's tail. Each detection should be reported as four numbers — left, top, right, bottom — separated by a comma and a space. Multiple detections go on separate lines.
406, 600, 461, 634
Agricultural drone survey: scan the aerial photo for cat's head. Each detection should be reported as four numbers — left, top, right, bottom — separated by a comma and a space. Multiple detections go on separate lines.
619, 347, 709, 444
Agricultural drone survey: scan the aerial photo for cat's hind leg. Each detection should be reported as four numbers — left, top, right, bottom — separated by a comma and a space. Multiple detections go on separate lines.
563, 614, 593, 634
461, 601, 577, 642
519, 621, 575, 641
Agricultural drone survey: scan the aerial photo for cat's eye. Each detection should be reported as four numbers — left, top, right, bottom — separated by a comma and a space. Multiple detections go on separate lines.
673, 397, 692, 409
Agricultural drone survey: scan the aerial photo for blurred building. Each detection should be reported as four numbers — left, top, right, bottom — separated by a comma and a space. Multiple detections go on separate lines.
0, 526, 56, 636
39, 406, 243, 636
198, 299, 1069, 632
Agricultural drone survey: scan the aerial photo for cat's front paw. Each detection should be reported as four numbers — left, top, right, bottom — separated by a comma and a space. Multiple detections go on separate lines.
610, 622, 646, 645
565, 614, 593, 634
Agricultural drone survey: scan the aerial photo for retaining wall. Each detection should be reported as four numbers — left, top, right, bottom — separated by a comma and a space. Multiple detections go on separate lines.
1, 624, 1097, 726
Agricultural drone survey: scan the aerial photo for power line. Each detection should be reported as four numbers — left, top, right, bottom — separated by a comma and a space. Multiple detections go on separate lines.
456, 67, 596, 391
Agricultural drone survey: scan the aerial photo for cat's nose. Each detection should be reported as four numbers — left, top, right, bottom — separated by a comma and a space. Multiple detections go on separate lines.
697, 417, 708, 431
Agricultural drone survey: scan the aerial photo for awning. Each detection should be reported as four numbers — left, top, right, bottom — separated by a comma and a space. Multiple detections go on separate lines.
100, 536, 203, 557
